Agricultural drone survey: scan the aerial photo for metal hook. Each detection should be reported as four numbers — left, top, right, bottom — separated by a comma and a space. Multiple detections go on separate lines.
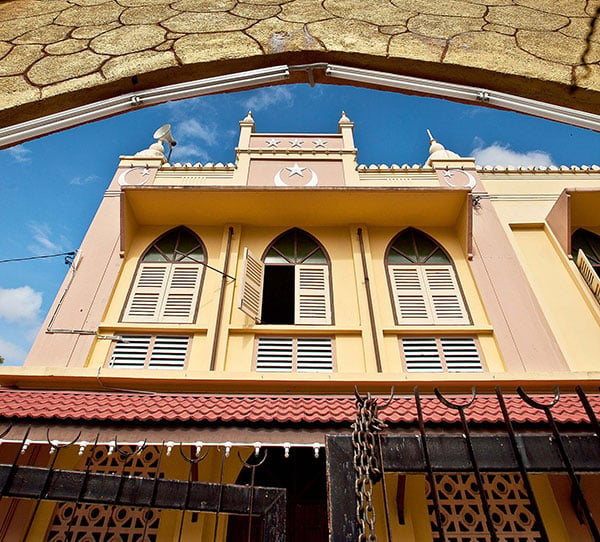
178, 442, 210, 464
237, 448, 268, 469
0, 424, 13, 441
379, 387, 395, 410
45, 428, 81, 451
113, 436, 147, 459
517, 386, 560, 410
434, 386, 477, 410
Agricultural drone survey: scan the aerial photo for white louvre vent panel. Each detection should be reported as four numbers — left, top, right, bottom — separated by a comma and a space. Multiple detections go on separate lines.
110, 336, 151, 369
296, 265, 331, 324
256, 337, 294, 372
424, 266, 469, 324
402, 338, 443, 372
239, 248, 264, 323
124, 263, 201, 323
123, 264, 168, 321
441, 338, 483, 372
148, 336, 189, 369
388, 266, 431, 323
577, 249, 600, 303
297, 338, 333, 372
160, 265, 201, 323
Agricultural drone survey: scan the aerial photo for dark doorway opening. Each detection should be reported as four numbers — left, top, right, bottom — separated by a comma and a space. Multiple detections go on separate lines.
226, 447, 328, 542
261, 265, 294, 324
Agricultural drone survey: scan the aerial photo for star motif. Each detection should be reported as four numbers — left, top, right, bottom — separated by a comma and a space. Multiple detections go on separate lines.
443, 170, 455, 179
266, 138, 280, 148
141, 167, 150, 176
286, 163, 306, 177
289, 139, 304, 148
313, 139, 327, 148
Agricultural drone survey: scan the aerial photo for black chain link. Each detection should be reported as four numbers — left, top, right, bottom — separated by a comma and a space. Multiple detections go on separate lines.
352, 393, 387, 541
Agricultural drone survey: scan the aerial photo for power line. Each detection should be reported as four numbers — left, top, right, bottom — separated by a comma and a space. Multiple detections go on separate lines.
0, 251, 76, 264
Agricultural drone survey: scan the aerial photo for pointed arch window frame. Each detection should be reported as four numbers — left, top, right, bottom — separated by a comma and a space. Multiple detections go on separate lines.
239, 228, 334, 325
121, 227, 207, 323
385, 228, 471, 326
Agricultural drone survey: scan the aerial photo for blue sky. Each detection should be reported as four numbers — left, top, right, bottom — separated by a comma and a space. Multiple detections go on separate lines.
0, 83, 598, 365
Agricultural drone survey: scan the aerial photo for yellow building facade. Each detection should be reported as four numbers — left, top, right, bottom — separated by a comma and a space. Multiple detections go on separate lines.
0, 113, 599, 540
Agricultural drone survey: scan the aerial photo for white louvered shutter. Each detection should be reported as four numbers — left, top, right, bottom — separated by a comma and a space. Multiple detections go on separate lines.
424, 266, 469, 324
402, 337, 443, 372
148, 336, 190, 369
160, 264, 202, 323
110, 335, 152, 369
577, 249, 600, 303
124, 264, 169, 321
297, 337, 333, 372
440, 337, 482, 372
256, 337, 294, 371
239, 248, 264, 323
388, 265, 432, 324
295, 265, 332, 324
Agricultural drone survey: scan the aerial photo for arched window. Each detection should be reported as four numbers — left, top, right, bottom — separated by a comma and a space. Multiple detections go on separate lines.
386, 228, 469, 325
572, 228, 600, 301
122, 227, 205, 323
239, 228, 332, 325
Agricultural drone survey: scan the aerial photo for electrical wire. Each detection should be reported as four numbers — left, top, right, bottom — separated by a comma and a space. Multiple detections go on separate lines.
0, 251, 75, 264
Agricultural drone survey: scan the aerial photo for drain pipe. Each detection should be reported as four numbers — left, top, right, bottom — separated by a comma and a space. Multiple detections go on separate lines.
357, 228, 383, 372
210, 227, 234, 371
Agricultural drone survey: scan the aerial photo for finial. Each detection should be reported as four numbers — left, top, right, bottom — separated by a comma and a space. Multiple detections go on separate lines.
339, 110, 351, 123
242, 110, 254, 123
427, 129, 434, 142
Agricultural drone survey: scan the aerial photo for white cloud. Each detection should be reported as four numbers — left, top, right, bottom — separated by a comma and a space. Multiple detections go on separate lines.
0, 286, 42, 323
7, 145, 32, 163
27, 223, 69, 255
241, 86, 294, 112
170, 144, 210, 163
0, 337, 28, 365
70, 174, 100, 186
472, 141, 554, 167
175, 119, 218, 146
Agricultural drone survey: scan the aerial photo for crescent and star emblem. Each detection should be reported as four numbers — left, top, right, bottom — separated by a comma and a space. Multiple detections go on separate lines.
274, 163, 318, 187
117, 166, 151, 186
443, 169, 477, 190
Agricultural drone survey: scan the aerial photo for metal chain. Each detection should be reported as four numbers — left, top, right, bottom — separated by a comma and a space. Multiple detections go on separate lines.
352, 393, 387, 541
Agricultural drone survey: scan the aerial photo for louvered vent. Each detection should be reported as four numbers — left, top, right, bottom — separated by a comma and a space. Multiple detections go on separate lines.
402, 337, 482, 372
402, 337, 443, 372
110, 335, 189, 370
256, 337, 333, 372
110, 335, 152, 369
297, 338, 334, 372
148, 336, 189, 369
577, 249, 600, 303
256, 337, 294, 372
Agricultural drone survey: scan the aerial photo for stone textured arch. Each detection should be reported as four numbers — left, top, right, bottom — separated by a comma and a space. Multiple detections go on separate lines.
1, 0, 599, 131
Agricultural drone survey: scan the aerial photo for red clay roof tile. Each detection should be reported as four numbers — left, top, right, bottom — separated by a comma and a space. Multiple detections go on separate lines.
0, 389, 596, 426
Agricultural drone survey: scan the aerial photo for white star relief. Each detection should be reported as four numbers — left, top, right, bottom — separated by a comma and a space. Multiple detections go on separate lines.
313, 139, 327, 148
266, 138, 280, 148
443, 170, 455, 179
289, 139, 304, 148
286, 164, 306, 177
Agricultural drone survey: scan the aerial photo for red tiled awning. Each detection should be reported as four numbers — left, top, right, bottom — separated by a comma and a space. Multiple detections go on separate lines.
0, 389, 597, 426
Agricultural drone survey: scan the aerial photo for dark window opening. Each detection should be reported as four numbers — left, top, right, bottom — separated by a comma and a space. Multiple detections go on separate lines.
261, 265, 294, 324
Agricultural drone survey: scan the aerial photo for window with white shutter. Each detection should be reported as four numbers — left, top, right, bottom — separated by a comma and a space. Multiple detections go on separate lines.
241, 229, 333, 325
255, 336, 334, 372
572, 229, 600, 304
109, 335, 190, 369
401, 336, 483, 372
123, 227, 205, 323
387, 228, 469, 325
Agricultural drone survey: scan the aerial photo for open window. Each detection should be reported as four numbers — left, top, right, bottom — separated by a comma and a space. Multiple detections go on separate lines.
239, 228, 332, 325
572, 228, 600, 303
386, 228, 469, 325
122, 227, 205, 323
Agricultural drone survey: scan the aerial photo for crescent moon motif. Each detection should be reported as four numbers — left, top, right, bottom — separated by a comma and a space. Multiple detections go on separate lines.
444, 169, 477, 190
274, 168, 319, 187
117, 167, 151, 186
